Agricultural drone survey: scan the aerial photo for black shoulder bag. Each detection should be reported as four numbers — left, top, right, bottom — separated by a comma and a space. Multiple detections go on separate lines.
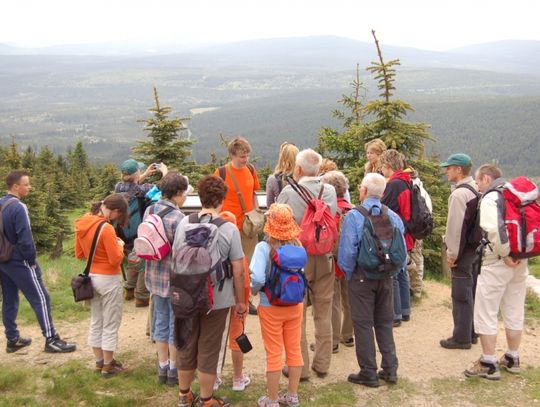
71, 221, 107, 302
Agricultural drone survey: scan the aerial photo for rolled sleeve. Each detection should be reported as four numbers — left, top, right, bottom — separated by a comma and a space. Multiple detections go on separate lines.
337, 210, 362, 280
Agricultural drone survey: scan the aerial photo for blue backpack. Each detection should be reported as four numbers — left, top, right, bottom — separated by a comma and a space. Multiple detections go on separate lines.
355, 205, 407, 280
262, 244, 308, 306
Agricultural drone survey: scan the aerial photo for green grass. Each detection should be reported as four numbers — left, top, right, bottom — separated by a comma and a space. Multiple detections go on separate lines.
529, 257, 540, 279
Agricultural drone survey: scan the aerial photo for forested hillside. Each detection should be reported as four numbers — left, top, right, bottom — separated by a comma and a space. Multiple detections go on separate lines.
1, 36, 539, 176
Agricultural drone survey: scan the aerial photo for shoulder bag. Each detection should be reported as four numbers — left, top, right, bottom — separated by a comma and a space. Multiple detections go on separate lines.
71, 221, 107, 302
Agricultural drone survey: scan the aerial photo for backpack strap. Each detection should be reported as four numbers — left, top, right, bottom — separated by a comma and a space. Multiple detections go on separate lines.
456, 183, 480, 198
0, 198, 17, 213
225, 164, 248, 214
155, 206, 175, 219
218, 166, 226, 181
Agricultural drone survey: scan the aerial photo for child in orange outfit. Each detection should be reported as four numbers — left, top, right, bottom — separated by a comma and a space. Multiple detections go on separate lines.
250, 204, 305, 407
215, 211, 251, 392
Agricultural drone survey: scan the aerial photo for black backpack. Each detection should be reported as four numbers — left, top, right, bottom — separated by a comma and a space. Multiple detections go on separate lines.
406, 182, 434, 240
115, 189, 151, 251
0, 198, 17, 262
455, 183, 482, 248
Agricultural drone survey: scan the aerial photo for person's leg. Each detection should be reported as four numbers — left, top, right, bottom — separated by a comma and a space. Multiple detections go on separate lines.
398, 267, 411, 318
177, 314, 200, 400
13, 262, 56, 339
348, 274, 377, 378
448, 249, 476, 344
374, 278, 398, 376
259, 306, 286, 400
331, 278, 342, 348
392, 274, 402, 322
135, 270, 150, 304
311, 254, 334, 374
500, 261, 528, 354
152, 295, 172, 383
282, 303, 303, 396
340, 278, 354, 344
123, 257, 136, 299
407, 240, 424, 296
98, 276, 123, 362
196, 308, 230, 400
0, 267, 20, 341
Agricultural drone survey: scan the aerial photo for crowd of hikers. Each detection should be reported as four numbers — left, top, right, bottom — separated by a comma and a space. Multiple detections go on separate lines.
1, 136, 539, 407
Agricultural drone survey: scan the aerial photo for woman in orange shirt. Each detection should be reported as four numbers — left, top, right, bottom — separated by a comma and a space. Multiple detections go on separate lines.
75, 193, 128, 378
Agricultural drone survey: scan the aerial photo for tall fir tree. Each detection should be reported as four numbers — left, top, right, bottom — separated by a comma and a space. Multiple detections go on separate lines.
133, 87, 197, 179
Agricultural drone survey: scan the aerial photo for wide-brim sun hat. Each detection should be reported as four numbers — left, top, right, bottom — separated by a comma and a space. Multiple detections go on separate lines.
264, 203, 301, 241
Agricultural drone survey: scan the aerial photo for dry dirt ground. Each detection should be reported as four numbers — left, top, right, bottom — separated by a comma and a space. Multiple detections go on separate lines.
1, 280, 539, 404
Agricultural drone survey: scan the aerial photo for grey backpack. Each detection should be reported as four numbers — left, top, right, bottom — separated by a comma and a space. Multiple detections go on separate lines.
170, 213, 232, 318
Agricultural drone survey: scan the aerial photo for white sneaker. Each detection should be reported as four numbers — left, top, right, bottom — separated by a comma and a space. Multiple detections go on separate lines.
213, 375, 223, 391
232, 373, 251, 391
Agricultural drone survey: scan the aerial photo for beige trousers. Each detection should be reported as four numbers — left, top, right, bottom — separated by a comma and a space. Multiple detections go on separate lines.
300, 253, 334, 376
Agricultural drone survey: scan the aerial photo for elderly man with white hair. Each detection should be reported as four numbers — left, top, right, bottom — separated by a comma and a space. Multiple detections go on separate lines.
338, 173, 405, 388
277, 149, 337, 380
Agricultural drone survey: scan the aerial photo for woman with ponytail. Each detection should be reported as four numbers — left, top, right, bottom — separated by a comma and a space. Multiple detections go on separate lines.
75, 193, 129, 378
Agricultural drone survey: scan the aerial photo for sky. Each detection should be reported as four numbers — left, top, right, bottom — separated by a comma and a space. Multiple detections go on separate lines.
2, 0, 539, 51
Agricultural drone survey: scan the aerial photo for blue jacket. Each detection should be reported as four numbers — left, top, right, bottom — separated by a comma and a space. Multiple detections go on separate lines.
337, 197, 405, 280
0, 194, 37, 265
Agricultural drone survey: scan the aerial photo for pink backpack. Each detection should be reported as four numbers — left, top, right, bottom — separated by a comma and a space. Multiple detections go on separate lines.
134, 206, 175, 261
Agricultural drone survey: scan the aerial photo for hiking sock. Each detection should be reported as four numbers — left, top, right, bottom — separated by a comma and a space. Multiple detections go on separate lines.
169, 360, 177, 369
179, 388, 191, 395
506, 350, 519, 359
481, 354, 497, 364
200, 396, 212, 403
159, 360, 169, 369
96, 359, 104, 364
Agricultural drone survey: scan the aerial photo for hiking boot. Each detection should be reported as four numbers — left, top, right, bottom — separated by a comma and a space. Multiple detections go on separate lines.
282, 366, 309, 382
248, 300, 258, 316
440, 337, 471, 350
94, 360, 104, 374
124, 288, 135, 301
135, 298, 149, 307
6, 336, 32, 353
178, 390, 199, 407
499, 354, 520, 374
167, 367, 179, 386
257, 396, 280, 407
347, 371, 379, 388
377, 369, 398, 384
471, 335, 479, 344
232, 373, 251, 391
158, 364, 168, 385
402, 314, 410, 322
198, 396, 230, 407
278, 393, 300, 407
341, 337, 354, 347
44, 334, 76, 353
393, 320, 402, 328
101, 359, 128, 378
311, 366, 328, 379
464, 358, 500, 380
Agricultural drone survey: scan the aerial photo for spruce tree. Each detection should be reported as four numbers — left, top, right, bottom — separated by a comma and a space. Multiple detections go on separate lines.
363, 30, 433, 157
133, 87, 196, 178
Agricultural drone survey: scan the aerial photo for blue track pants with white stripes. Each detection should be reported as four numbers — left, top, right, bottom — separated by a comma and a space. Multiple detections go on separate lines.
0, 260, 56, 341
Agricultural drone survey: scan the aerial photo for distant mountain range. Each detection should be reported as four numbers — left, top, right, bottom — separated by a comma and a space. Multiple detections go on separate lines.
1, 36, 540, 74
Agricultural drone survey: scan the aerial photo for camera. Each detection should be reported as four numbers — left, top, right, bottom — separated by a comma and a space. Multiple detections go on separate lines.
153, 163, 161, 170
235, 332, 253, 354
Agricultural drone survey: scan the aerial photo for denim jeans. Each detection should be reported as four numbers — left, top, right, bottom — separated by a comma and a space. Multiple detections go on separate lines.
393, 267, 411, 320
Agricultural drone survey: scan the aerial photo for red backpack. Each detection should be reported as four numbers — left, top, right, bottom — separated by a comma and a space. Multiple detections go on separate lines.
287, 178, 338, 256
491, 177, 540, 259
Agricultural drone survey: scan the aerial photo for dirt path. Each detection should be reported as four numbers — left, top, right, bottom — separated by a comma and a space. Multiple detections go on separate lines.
1, 281, 539, 387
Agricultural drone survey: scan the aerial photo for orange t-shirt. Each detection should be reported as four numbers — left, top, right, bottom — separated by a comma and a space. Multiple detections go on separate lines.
214, 163, 260, 229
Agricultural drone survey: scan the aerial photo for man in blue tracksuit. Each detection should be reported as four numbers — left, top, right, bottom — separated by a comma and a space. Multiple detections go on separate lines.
0, 170, 76, 353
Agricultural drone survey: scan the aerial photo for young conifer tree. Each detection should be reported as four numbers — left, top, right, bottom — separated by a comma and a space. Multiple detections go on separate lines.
133, 87, 196, 176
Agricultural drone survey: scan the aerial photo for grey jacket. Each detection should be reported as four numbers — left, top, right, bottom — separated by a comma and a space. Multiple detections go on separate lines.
276, 176, 337, 225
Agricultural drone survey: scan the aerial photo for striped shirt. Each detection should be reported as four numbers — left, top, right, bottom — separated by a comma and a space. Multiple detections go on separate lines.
143, 199, 184, 297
